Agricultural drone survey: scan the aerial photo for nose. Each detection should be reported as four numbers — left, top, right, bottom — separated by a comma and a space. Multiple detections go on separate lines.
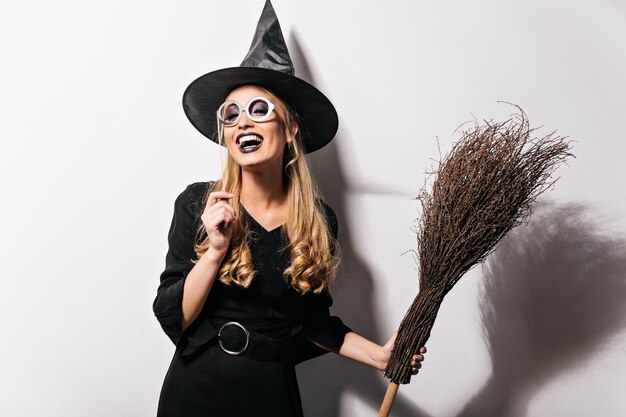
237, 110, 254, 129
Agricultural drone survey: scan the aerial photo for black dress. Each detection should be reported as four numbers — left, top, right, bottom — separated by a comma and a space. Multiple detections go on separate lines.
153, 182, 352, 417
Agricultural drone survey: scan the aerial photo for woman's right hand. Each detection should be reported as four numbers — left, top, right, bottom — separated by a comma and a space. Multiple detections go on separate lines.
200, 191, 237, 257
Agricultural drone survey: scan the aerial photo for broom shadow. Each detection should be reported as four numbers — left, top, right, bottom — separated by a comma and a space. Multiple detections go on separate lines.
289, 31, 432, 417
456, 201, 626, 417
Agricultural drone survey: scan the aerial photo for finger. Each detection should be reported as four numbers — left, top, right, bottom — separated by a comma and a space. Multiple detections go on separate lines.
204, 204, 237, 224
206, 201, 237, 219
205, 210, 235, 230
205, 198, 234, 215
420, 346, 427, 354
203, 205, 231, 221
410, 358, 423, 367
412, 354, 425, 362
207, 192, 234, 206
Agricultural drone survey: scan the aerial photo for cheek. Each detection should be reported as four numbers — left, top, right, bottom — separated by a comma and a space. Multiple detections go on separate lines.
223, 128, 237, 147
271, 124, 288, 145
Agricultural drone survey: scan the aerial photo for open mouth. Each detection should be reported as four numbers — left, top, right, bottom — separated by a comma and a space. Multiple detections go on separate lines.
236, 134, 264, 153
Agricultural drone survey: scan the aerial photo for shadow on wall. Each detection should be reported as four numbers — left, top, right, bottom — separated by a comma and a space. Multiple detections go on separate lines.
288, 31, 432, 417
457, 201, 626, 417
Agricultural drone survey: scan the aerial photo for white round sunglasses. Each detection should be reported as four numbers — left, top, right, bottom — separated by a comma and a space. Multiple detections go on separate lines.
216, 97, 276, 126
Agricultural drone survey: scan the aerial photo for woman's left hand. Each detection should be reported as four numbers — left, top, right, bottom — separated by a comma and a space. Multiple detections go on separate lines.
371, 332, 427, 375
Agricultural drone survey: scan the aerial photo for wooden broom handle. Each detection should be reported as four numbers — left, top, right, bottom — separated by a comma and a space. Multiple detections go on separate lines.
378, 382, 399, 417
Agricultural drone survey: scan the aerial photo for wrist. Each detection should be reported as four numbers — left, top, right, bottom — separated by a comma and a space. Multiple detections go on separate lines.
339, 333, 387, 370
203, 247, 228, 264
370, 345, 386, 371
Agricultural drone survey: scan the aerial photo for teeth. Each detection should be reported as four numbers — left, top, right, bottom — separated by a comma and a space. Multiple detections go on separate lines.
239, 135, 262, 145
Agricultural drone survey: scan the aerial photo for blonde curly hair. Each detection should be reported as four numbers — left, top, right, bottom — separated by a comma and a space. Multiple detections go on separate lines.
193, 87, 338, 294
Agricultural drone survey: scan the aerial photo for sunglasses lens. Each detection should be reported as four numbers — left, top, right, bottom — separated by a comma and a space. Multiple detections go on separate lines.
219, 102, 240, 125
248, 98, 270, 120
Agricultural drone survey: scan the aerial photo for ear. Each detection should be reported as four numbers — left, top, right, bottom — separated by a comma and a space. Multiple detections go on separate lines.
287, 122, 299, 143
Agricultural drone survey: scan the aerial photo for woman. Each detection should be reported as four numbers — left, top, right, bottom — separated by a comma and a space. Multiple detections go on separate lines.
153, 2, 425, 416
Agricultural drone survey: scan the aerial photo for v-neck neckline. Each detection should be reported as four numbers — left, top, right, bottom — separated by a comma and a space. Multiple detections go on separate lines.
241, 204, 284, 234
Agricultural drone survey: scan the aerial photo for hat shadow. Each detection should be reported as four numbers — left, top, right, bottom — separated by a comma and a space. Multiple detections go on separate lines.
289, 31, 432, 417
456, 201, 626, 417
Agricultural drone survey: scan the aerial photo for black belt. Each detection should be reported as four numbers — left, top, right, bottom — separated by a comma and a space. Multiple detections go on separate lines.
212, 319, 301, 362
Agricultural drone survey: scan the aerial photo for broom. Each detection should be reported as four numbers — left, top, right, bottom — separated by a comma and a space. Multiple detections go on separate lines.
378, 105, 573, 417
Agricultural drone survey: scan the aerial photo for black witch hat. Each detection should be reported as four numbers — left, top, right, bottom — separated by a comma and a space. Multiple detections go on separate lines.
182, 0, 338, 154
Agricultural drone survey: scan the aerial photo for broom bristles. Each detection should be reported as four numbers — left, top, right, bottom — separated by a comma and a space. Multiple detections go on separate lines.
384, 105, 573, 384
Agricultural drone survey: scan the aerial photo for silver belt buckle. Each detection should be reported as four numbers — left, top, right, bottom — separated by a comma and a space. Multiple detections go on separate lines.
218, 321, 250, 355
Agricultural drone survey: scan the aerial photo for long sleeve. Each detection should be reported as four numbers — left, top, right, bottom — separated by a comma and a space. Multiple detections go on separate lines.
153, 183, 205, 345
297, 288, 352, 360
294, 202, 352, 364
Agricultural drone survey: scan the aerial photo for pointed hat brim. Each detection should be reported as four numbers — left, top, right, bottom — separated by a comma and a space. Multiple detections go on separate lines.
182, 67, 338, 154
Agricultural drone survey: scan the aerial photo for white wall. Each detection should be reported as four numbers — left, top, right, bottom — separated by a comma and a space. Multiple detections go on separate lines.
1, 1, 625, 416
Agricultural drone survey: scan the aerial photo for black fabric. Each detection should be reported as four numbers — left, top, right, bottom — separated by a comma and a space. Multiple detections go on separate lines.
154, 181, 352, 417
240, 0, 294, 75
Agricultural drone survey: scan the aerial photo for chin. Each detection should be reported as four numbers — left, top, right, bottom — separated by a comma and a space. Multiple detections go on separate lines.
234, 152, 282, 171
234, 151, 266, 165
